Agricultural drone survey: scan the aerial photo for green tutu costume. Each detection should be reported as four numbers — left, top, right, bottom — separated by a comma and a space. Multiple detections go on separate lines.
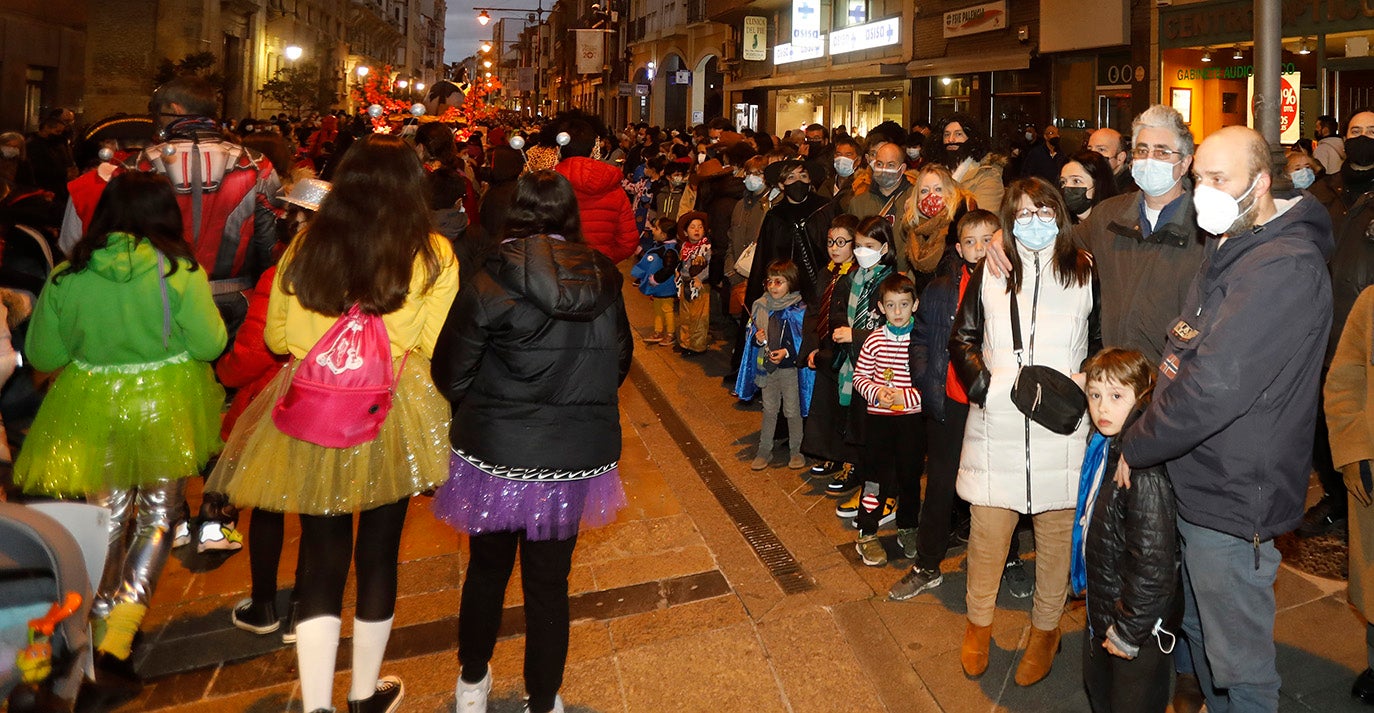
14, 355, 225, 496
11, 232, 230, 497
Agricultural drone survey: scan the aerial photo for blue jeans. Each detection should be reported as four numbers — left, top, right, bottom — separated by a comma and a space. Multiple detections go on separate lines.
1177, 517, 1282, 713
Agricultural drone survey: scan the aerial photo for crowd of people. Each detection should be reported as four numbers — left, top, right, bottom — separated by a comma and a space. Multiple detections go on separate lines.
1, 70, 1373, 713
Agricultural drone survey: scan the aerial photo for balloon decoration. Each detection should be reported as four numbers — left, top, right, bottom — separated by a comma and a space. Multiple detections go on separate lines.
367, 104, 384, 118
556, 132, 571, 147
97, 147, 114, 163
509, 135, 526, 150
410, 103, 426, 117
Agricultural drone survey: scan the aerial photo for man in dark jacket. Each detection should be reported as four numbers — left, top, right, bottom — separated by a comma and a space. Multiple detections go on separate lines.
745, 159, 831, 309
1121, 125, 1334, 713
1088, 127, 1137, 195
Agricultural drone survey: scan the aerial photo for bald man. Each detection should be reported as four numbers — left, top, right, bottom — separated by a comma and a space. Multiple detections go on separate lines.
1088, 127, 1136, 194
1122, 125, 1333, 713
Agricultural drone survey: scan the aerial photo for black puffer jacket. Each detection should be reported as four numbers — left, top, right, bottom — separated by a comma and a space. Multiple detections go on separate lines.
1085, 433, 1182, 653
432, 234, 633, 471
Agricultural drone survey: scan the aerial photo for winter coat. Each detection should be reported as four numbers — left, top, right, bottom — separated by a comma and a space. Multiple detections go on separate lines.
631, 239, 678, 298
1121, 192, 1333, 541
746, 193, 832, 309
1084, 434, 1181, 653
1326, 285, 1374, 618
555, 157, 638, 264
912, 262, 967, 422
1327, 185, 1374, 363
952, 156, 1006, 219
725, 189, 768, 287
1069, 190, 1205, 365
216, 266, 287, 439
700, 172, 744, 285
28, 232, 227, 371
431, 234, 633, 471
950, 243, 1101, 513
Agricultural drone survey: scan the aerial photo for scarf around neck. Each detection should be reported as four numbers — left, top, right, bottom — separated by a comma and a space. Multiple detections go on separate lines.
838, 263, 891, 405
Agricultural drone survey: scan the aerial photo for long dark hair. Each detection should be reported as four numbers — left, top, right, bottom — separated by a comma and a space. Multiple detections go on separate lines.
1000, 177, 1092, 294
281, 134, 441, 316
56, 171, 197, 283
1064, 150, 1118, 209
502, 170, 583, 243
932, 112, 990, 167
416, 122, 461, 171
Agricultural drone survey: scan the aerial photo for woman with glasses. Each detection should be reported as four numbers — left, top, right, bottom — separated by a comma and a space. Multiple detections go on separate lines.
949, 176, 1101, 688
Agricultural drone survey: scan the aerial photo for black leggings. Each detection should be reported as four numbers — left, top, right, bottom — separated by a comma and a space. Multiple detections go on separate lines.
459, 531, 578, 713
296, 498, 410, 621
248, 508, 306, 605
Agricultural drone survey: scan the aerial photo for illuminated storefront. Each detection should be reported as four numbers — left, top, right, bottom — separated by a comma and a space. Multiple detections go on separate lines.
1158, 0, 1374, 144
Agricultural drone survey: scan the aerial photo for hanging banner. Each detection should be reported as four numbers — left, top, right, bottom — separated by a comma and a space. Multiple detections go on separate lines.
943, 1, 1007, 39
575, 30, 603, 74
792, 0, 823, 54
743, 16, 767, 61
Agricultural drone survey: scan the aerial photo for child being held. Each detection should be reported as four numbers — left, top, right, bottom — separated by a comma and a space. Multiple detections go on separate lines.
851, 273, 923, 567
1073, 348, 1181, 713
743, 259, 811, 471
631, 217, 679, 346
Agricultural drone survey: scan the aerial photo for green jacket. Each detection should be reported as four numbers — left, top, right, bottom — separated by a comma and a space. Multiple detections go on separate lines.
28, 232, 227, 371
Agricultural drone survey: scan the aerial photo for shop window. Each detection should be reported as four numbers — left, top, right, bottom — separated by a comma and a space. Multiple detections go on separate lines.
929, 76, 972, 124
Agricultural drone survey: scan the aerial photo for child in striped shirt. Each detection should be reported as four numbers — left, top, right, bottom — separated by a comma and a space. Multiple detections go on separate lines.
851, 274, 923, 566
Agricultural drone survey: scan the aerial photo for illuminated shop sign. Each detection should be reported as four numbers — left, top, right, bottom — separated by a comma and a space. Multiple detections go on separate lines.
774, 17, 900, 65
1175, 62, 1297, 80
943, 1, 1007, 39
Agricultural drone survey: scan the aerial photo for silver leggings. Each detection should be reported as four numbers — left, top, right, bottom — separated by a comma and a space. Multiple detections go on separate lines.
87, 479, 185, 619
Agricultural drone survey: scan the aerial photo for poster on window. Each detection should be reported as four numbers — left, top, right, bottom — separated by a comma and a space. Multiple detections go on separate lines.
1246, 70, 1300, 144
575, 30, 603, 74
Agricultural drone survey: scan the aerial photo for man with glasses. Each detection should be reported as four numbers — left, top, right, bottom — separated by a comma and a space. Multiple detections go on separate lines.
852, 140, 916, 268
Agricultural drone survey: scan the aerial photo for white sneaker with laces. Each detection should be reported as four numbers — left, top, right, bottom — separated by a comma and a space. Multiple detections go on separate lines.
457, 669, 491, 712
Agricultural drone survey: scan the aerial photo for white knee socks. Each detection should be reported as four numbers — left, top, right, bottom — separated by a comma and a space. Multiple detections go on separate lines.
296, 616, 342, 712
349, 616, 394, 702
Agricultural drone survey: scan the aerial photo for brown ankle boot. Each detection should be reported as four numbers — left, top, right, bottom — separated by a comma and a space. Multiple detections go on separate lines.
1014, 625, 1062, 686
961, 620, 993, 678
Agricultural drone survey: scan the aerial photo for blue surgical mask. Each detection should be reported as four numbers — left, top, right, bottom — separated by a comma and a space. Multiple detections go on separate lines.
744, 175, 764, 193
1013, 218, 1059, 251
1131, 158, 1181, 197
1289, 167, 1316, 190
833, 156, 856, 178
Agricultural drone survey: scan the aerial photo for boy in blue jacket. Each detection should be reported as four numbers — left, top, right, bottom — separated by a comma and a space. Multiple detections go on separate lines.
631, 217, 679, 346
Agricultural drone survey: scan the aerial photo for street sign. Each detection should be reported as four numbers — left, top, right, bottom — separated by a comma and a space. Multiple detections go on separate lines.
943, 1, 1006, 39
743, 17, 767, 61
792, 0, 822, 53
618, 82, 634, 97
635, 84, 650, 96
672, 70, 691, 85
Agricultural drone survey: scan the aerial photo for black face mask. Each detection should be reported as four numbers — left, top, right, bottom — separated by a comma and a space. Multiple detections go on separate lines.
1062, 186, 1092, 215
783, 180, 811, 202
1347, 135, 1374, 168
1047, 137, 1060, 150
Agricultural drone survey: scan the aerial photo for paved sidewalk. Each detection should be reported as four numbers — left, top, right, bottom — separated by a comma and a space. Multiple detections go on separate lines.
113, 277, 1372, 712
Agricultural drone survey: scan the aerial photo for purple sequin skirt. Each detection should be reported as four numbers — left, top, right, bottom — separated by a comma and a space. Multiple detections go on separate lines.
430, 450, 626, 541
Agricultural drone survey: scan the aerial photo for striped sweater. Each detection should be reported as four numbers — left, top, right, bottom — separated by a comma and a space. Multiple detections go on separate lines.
853, 325, 922, 415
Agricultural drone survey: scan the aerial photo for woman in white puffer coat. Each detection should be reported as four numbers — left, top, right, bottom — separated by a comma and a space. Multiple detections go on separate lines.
948, 177, 1100, 687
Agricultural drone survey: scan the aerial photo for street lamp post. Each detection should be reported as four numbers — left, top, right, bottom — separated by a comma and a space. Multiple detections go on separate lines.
474, 2, 550, 116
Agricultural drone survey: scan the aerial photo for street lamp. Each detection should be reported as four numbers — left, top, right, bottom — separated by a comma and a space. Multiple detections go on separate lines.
478, 9, 491, 25
284, 45, 303, 61
357, 65, 370, 77
483, 59, 493, 68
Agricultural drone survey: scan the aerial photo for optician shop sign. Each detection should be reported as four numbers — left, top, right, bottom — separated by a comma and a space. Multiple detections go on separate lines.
775, 16, 900, 65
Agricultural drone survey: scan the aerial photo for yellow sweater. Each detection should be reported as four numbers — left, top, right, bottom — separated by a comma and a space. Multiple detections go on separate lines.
265, 235, 459, 359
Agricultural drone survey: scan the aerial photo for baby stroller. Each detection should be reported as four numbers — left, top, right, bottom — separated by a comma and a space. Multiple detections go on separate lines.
0, 502, 95, 712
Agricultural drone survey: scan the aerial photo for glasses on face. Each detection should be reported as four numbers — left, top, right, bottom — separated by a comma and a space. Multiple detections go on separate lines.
765, 277, 789, 286
1131, 146, 1184, 163
1013, 206, 1056, 225
826, 237, 853, 247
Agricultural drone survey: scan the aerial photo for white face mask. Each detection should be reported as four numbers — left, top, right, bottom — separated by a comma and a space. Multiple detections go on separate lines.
906, 147, 921, 159
0, 146, 17, 159
767, 187, 783, 203
1289, 167, 1316, 190
743, 175, 764, 193
697, 152, 707, 164
1131, 158, 1182, 197
1193, 176, 1260, 236
852, 245, 883, 269
833, 156, 856, 178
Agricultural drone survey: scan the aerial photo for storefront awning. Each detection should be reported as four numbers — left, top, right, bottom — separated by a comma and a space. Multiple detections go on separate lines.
906, 50, 1032, 78
728, 62, 908, 92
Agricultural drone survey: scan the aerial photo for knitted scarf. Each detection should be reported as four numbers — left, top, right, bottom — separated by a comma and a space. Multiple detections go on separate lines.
838, 262, 890, 406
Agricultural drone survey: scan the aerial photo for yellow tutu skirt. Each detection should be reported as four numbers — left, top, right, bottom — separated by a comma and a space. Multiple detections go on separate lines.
207, 354, 451, 515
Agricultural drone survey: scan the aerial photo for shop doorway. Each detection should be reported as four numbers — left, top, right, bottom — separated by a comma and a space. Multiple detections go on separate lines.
1096, 91, 1133, 134
662, 53, 688, 129
1333, 68, 1374, 121
690, 56, 724, 125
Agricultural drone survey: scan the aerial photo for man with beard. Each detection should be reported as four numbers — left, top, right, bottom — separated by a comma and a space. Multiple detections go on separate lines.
1122, 124, 1332, 713
932, 113, 1004, 214
1309, 109, 1374, 537
1088, 127, 1137, 194
1314, 114, 1346, 175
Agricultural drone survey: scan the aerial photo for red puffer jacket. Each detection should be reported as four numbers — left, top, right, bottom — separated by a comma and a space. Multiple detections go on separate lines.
216, 266, 288, 440
555, 157, 638, 264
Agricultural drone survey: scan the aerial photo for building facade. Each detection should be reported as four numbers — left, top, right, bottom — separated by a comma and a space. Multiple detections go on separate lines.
0, 0, 86, 132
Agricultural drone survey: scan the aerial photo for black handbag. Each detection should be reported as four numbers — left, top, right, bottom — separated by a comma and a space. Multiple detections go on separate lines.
1008, 288, 1087, 435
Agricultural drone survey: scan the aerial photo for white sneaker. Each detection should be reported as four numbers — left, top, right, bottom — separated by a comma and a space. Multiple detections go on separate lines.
172, 521, 191, 548
456, 669, 491, 712
522, 696, 564, 713
197, 521, 243, 553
